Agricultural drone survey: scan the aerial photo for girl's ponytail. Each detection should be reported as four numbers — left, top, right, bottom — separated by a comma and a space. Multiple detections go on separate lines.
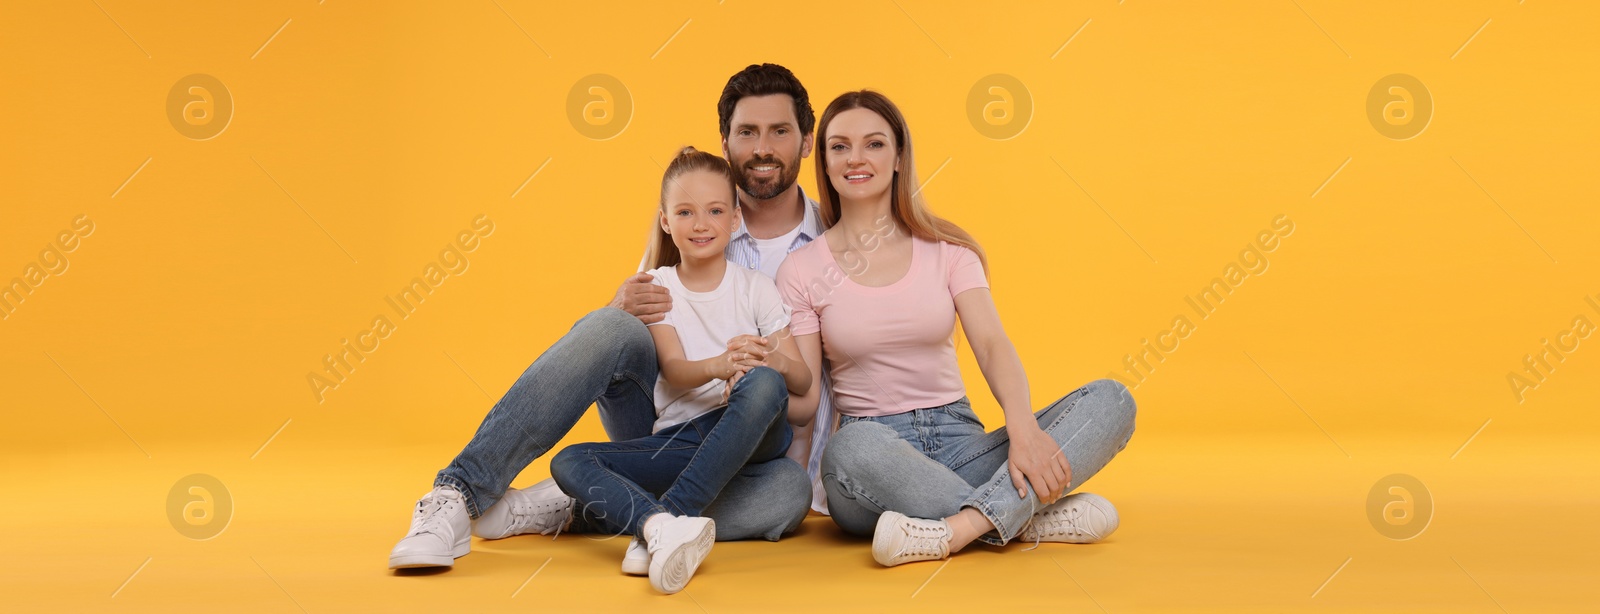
642, 146, 737, 270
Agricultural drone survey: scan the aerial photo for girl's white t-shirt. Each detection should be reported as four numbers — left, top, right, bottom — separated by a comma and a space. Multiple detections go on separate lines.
645, 263, 792, 433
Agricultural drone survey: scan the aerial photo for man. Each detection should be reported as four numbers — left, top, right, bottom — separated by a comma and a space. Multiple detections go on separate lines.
389, 63, 833, 570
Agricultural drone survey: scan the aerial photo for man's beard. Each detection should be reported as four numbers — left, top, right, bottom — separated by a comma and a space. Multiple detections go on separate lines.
732, 153, 801, 201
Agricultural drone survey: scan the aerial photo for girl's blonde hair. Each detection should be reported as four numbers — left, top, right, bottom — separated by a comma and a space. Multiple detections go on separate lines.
813, 90, 987, 274
643, 146, 738, 270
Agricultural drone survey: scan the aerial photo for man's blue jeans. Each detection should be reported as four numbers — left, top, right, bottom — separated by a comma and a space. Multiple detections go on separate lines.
549, 367, 793, 536
821, 379, 1136, 545
433, 308, 809, 541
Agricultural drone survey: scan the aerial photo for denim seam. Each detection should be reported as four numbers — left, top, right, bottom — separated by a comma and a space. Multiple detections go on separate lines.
604, 315, 657, 407
614, 370, 656, 410
945, 430, 1010, 474
657, 424, 724, 517
943, 405, 983, 428
965, 476, 1012, 546
580, 450, 670, 535
958, 389, 1093, 546
657, 392, 770, 517
825, 470, 892, 516
584, 445, 700, 456
947, 389, 1087, 471
1037, 388, 1090, 492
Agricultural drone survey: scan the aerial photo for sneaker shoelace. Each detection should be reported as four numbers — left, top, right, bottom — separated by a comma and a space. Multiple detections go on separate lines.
894, 519, 951, 559
1023, 505, 1086, 550
411, 492, 459, 537
507, 495, 572, 538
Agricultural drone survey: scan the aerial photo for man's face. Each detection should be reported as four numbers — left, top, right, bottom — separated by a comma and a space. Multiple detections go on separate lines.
723, 94, 814, 201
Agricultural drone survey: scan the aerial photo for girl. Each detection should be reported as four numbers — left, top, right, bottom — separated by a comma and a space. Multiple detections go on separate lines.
548, 147, 812, 593
776, 91, 1136, 567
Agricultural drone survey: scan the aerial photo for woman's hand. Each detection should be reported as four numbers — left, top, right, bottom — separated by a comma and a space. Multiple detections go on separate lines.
1006, 422, 1071, 503
785, 426, 813, 468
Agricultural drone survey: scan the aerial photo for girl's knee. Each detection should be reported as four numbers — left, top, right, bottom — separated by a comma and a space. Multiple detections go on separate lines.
736, 366, 785, 398
731, 366, 789, 421
548, 445, 591, 483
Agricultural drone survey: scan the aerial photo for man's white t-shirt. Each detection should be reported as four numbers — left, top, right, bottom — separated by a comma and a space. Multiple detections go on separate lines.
644, 263, 792, 433
751, 222, 805, 279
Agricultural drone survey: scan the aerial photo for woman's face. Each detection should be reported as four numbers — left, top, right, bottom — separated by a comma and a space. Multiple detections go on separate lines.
824, 108, 899, 205
660, 170, 739, 260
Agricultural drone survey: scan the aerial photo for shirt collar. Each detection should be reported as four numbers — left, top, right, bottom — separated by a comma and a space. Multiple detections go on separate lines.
732, 186, 821, 243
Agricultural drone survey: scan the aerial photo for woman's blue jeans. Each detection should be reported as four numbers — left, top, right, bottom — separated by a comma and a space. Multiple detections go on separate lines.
822, 379, 1136, 546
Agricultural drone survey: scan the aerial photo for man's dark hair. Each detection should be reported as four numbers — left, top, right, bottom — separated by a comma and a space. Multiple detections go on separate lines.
717, 63, 815, 138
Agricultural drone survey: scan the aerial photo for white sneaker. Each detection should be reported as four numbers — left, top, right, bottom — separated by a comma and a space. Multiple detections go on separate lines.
621, 537, 649, 576
645, 516, 715, 594
389, 486, 471, 569
872, 511, 952, 567
472, 478, 575, 539
1019, 492, 1120, 544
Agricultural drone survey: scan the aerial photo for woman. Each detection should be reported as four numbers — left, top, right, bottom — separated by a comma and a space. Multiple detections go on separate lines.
775, 90, 1136, 566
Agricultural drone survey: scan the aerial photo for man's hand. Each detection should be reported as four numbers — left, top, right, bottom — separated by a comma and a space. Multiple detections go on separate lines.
608, 273, 672, 324
1006, 422, 1071, 504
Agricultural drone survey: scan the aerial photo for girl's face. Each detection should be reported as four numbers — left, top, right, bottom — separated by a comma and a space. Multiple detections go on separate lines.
824, 108, 900, 204
660, 169, 740, 260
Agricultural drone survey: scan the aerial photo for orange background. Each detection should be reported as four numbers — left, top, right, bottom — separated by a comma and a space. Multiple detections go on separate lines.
2, 1, 1596, 611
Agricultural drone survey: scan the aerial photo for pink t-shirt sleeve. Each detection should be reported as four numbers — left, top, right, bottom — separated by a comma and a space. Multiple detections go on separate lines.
776, 253, 820, 336
946, 243, 988, 297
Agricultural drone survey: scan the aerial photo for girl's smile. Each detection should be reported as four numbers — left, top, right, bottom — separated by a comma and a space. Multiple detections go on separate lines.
661, 169, 740, 260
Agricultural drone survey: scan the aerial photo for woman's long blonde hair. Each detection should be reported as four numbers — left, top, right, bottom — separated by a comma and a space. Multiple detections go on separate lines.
813, 90, 986, 273
642, 146, 738, 270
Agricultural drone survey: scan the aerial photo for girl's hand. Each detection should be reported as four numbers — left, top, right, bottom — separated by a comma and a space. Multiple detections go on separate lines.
724, 334, 778, 373
1007, 422, 1071, 503
721, 369, 746, 404
725, 335, 771, 366
709, 337, 764, 382
707, 350, 746, 381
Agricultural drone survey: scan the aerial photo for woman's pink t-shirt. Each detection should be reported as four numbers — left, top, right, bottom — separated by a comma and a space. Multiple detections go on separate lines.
776, 233, 988, 417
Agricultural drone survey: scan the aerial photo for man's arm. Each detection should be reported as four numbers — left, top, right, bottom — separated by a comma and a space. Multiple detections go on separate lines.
609, 273, 673, 324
